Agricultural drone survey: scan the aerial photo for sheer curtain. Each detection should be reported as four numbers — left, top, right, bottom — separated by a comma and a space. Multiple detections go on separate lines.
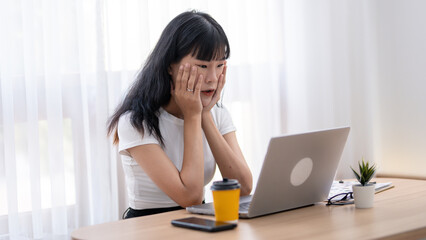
1, 0, 120, 238
0, 0, 284, 238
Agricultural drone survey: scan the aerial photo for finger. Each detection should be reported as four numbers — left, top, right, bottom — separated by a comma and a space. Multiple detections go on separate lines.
214, 73, 225, 99
194, 74, 203, 95
222, 64, 227, 85
175, 65, 184, 90
209, 72, 225, 104
218, 73, 225, 90
180, 63, 190, 90
216, 64, 227, 92
187, 65, 197, 92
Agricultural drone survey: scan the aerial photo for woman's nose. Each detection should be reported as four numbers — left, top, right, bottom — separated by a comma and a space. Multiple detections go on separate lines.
204, 69, 218, 83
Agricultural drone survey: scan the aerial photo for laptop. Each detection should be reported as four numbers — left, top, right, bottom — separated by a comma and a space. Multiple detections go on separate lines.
187, 126, 350, 218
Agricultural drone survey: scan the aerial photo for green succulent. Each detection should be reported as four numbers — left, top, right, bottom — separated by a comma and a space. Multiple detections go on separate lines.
351, 158, 376, 186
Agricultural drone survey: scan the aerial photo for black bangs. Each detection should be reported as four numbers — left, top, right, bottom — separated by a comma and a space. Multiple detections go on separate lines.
172, 11, 230, 63
190, 26, 230, 61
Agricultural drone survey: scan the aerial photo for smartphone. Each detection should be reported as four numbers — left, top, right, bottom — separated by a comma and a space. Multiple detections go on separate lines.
171, 217, 237, 232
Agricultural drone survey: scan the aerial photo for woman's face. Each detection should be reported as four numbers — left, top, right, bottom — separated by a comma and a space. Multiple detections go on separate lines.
169, 54, 226, 107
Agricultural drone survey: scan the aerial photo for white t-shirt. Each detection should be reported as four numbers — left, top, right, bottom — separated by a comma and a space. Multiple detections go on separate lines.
118, 106, 236, 209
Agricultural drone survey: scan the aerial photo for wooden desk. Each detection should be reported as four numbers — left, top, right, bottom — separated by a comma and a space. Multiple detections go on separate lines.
71, 178, 426, 239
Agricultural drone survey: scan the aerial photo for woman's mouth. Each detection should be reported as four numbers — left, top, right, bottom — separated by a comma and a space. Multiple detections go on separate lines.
201, 89, 215, 97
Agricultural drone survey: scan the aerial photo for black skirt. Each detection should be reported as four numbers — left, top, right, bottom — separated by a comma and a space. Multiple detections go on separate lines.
122, 200, 205, 219
122, 206, 184, 219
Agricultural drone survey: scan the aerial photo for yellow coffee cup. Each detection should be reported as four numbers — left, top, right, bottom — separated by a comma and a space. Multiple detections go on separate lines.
211, 178, 240, 223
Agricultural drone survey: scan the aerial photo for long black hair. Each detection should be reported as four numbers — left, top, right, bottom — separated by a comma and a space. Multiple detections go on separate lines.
107, 10, 230, 145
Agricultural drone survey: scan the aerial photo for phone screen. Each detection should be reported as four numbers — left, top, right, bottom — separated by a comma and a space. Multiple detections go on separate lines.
171, 217, 237, 232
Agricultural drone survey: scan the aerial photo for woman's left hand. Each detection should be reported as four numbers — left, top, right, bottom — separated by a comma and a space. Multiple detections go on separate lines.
202, 63, 227, 113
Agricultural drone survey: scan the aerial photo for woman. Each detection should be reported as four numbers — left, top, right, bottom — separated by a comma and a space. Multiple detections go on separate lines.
107, 10, 252, 218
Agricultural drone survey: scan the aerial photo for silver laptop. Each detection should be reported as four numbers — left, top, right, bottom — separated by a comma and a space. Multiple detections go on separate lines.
187, 126, 350, 218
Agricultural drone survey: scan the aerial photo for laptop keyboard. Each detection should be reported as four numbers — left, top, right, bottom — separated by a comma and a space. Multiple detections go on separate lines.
239, 202, 250, 211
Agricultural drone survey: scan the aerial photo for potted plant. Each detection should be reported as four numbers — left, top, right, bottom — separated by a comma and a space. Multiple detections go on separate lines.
351, 158, 377, 208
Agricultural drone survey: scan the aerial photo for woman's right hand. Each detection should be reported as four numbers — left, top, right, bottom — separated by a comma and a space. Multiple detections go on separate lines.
172, 63, 203, 118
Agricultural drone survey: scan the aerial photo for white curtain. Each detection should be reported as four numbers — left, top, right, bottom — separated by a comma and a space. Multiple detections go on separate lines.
0, 0, 121, 238
0, 0, 284, 238
2, 0, 426, 238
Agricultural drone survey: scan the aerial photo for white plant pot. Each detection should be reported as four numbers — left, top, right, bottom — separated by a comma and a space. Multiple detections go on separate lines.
352, 184, 375, 209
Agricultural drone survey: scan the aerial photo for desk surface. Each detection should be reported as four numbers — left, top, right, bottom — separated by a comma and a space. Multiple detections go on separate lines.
71, 178, 426, 240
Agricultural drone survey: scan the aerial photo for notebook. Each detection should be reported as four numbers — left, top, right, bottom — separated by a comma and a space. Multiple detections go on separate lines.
187, 126, 350, 218
328, 181, 394, 199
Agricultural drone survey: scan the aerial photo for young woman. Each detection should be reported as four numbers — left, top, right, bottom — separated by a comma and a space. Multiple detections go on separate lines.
107, 10, 252, 218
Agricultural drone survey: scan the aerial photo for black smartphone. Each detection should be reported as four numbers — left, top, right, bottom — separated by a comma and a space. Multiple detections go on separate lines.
171, 217, 237, 232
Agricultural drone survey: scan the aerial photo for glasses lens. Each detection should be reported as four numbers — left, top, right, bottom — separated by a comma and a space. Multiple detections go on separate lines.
327, 192, 354, 206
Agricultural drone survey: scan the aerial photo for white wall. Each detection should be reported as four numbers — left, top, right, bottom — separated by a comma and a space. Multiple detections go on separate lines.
372, 0, 426, 178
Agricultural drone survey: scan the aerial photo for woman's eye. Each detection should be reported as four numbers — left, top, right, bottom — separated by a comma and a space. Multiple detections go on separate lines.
197, 65, 207, 69
217, 64, 224, 68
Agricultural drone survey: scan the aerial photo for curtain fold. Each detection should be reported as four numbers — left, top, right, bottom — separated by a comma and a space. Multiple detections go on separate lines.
22, 0, 43, 237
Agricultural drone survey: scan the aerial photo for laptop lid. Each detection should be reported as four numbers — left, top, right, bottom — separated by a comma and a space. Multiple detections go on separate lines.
246, 126, 350, 218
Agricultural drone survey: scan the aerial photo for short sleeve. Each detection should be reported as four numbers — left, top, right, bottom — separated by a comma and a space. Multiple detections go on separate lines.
117, 113, 160, 157
213, 105, 237, 135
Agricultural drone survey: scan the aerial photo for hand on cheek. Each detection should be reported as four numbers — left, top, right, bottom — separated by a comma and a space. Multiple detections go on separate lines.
203, 64, 227, 112
172, 63, 204, 118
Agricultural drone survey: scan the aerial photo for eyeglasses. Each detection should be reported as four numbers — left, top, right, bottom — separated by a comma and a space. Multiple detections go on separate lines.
326, 192, 354, 206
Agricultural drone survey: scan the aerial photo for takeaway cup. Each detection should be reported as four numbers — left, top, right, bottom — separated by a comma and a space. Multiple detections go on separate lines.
211, 178, 241, 223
